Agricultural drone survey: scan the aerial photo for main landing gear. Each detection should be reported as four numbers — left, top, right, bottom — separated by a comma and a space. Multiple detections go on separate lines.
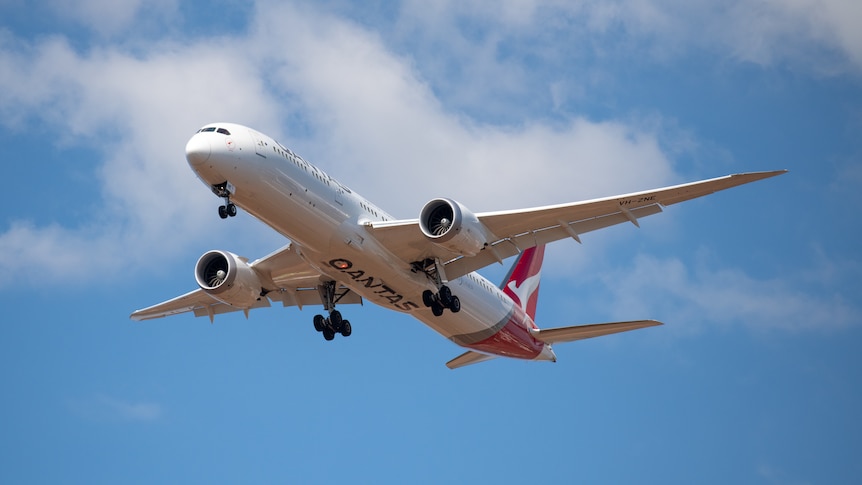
413, 258, 461, 317
422, 285, 461, 317
313, 281, 352, 341
211, 181, 237, 219
313, 311, 351, 341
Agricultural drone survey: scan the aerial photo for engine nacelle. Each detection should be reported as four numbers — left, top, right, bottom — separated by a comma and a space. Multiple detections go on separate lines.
419, 198, 490, 257
195, 250, 265, 308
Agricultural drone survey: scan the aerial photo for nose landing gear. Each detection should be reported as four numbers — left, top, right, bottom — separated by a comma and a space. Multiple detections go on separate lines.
211, 181, 237, 219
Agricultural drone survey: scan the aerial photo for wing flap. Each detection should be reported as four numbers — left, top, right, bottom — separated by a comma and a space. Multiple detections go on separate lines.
531, 319, 663, 344
443, 204, 663, 280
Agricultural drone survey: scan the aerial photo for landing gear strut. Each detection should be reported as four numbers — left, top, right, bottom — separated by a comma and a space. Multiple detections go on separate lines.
313, 281, 352, 340
413, 258, 461, 317
211, 181, 237, 219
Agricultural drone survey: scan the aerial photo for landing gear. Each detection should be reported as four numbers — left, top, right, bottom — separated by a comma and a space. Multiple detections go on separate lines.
212, 181, 237, 219
313, 281, 352, 341
413, 258, 461, 317
217, 203, 237, 219
423, 286, 461, 316
313, 310, 352, 340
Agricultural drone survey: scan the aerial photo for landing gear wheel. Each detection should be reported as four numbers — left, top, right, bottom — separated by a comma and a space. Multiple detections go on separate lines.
218, 205, 228, 219
323, 327, 336, 341
227, 203, 237, 217
431, 302, 444, 317
448, 295, 461, 313
340, 320, 352, 337
422, 290, 435, 307
439, 285, 453, 307
330, 310, 343, 329
313, 314, 326, 332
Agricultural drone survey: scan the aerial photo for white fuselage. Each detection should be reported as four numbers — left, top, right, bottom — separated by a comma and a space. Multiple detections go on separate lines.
186, 123, 555, 361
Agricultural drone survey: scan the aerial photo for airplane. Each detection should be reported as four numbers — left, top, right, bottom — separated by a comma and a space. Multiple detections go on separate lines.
130, 122, 786, 369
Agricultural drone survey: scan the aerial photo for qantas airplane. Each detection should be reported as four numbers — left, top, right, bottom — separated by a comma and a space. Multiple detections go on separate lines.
131, 122, 785, 369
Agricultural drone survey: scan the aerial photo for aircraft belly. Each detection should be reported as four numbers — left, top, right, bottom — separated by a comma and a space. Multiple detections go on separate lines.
234, 163, 342, 252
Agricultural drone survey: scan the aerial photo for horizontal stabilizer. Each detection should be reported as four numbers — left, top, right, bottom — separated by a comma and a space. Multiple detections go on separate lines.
531, 320, 662, 344
446, 350, 498, 369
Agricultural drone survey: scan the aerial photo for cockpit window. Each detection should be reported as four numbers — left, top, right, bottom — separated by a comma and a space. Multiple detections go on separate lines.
196, 126, 231, 135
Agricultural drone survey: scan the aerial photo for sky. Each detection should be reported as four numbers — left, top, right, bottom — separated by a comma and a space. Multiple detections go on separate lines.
1, 0, 861, 483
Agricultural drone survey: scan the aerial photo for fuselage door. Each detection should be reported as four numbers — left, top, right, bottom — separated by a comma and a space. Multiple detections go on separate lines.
248, 129, 268, 158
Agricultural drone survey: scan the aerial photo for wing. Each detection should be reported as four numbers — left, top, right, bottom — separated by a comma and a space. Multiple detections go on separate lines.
369, 170, 786, 280
130, 243, 362, 322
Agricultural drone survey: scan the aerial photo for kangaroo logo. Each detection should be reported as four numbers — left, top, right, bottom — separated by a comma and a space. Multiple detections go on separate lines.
506, 271, 541, 310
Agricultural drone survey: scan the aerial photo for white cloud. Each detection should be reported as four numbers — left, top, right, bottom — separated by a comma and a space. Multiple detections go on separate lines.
68, 393, 162, 422
596, 253, 860, 333
0, 2, 682, 288
394, 0, 862, 81
0, 1, 854, 336
0, 33, 281, 286
601, 0, 862, 73
247, 3, 677, 213
47, 0, 179, 37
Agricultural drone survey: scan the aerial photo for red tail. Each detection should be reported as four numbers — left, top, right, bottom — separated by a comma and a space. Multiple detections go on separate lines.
500, 245, 545, 320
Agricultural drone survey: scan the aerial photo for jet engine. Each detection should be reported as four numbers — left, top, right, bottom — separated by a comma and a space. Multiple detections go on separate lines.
419, 198, 491, 257
194, 250, 265, 308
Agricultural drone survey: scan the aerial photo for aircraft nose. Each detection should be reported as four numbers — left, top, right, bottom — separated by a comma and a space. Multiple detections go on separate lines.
185, 134, 211, 166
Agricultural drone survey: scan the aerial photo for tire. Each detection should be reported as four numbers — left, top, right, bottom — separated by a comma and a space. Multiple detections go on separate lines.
431, 302, 444, 317
422, 290, 435, 307
449, 295, 461, 313
323, 327, 336, 341
218, 205, 228, 219
340, 320, 352, 337
227, 203, 237, 217
330, 310, 343, 329
313, 315, 326, 332
439, 285, 452, 306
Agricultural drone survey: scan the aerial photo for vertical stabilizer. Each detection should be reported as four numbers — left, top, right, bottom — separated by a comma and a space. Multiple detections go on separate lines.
500, 245, 545, 320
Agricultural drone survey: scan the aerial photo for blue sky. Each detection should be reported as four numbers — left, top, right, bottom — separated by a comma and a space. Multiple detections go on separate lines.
1, 0, 861, 483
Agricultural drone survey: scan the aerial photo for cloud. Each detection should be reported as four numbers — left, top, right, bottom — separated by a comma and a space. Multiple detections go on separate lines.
46, 0, 179, 37
0, 2, 680, 288
0, 31, 281, 287
393, 0, 862, 80
247, 3, 677, 212
68, 393, 162, 422
1, 1, 853, 335
596, 253, 860, 333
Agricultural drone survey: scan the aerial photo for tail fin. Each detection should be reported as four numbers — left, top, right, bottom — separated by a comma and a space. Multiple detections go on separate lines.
501, 245, 545, 320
